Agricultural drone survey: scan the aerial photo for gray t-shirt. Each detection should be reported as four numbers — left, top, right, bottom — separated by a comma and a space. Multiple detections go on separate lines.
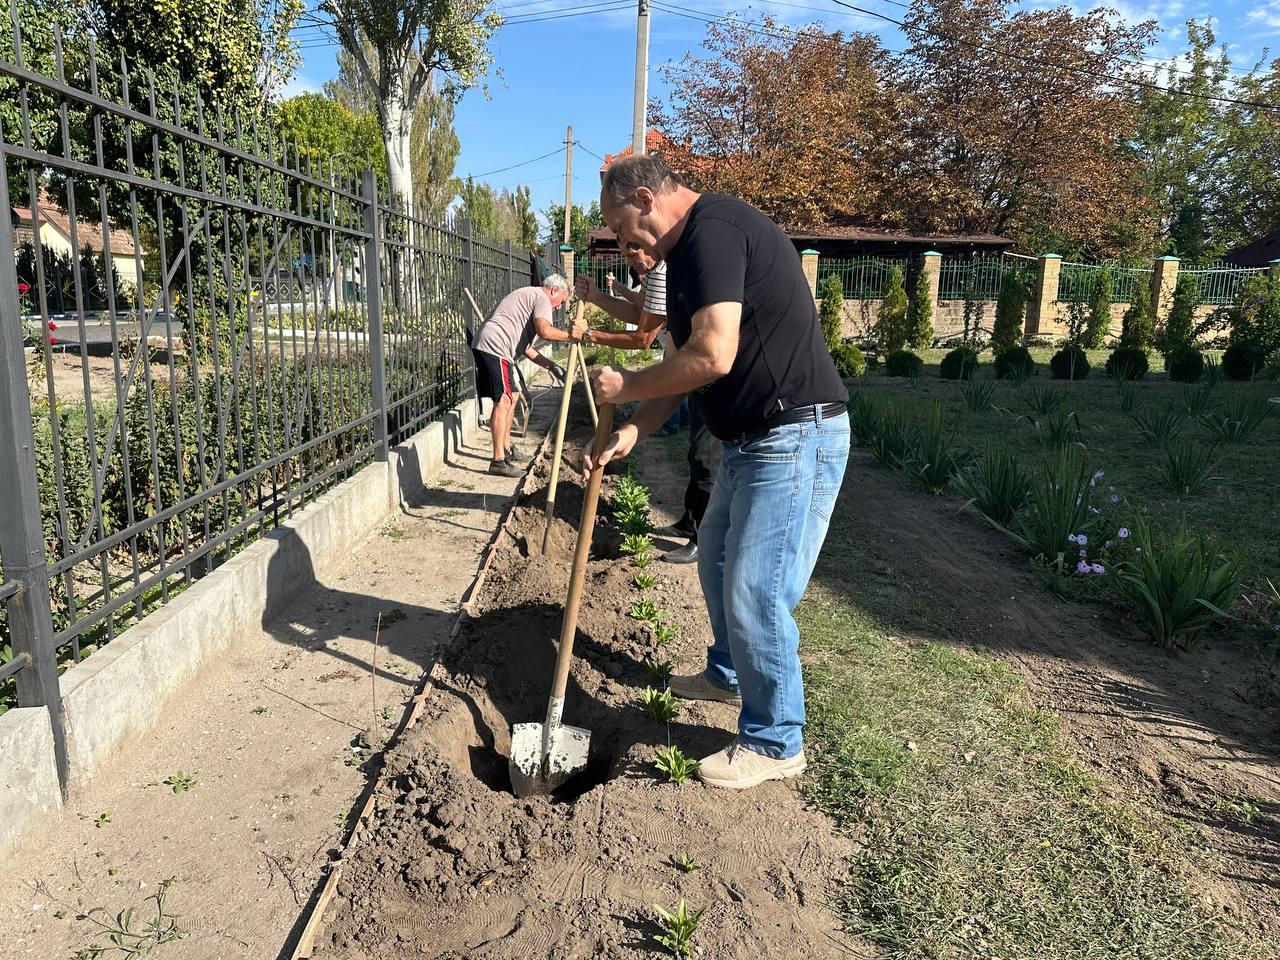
471, 286, 552, 360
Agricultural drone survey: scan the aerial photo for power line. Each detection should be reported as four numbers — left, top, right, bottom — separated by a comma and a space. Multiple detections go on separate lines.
462, 146, 567, 180
573, 140, 609, 162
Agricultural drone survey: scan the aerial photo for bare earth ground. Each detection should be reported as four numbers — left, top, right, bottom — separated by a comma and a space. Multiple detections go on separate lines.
817, 451, 1280, 938
0, 381, 561, 960
309, 419, 872, 960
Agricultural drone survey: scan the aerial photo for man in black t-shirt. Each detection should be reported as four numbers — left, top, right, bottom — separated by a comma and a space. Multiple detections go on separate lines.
584, 155, 850, 790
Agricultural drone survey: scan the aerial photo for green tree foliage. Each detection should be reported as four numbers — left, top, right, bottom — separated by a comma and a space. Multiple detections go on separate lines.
907, 277, 934, 350
1120, 279, 1156, 349
321, 0, 500, 202
1226, 273, 1280, 355
325, 43, 461, 218
1085, 265, 1114, 348
1161, 274, 1199, 350
991, 271, 1027, 351
876, 267, 909, 354
275, 93, 387, 182
542, 201, 606, 255
88, 0, 302, 111
819, 274, 844, 352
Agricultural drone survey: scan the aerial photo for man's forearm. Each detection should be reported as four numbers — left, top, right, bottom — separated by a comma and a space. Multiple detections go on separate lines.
619, 338, 724, 400
627, 394, 685, 440
586, 289, 640, 327
586, 325, 661, 350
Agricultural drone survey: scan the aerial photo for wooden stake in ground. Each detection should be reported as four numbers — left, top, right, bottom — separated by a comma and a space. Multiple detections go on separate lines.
543, 303, 586, 553
577, 344, 598, 428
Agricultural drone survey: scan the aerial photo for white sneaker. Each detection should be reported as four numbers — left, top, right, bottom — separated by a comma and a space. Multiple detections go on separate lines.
696, 741, 806, 790
667, 672, 740, 703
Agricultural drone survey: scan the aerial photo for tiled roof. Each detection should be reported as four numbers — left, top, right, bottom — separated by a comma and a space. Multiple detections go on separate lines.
11, 192, 141, 257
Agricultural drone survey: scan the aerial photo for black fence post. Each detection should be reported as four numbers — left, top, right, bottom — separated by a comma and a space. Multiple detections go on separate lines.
460, 217, 474, 300
505, 239, 513, 294
361, 171, 390, 461
0, 163, 69, 793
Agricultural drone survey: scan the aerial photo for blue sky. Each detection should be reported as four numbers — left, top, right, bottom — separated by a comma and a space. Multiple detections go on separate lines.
287, 0, 1277, 228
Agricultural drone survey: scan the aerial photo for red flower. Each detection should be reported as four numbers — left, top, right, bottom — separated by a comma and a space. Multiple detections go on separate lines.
48, 322, 58, 331
16, 281, 30, 295
49, 337, 59, 345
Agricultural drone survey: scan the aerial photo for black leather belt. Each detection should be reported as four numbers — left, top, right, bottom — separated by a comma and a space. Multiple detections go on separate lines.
729, 401, 847, 445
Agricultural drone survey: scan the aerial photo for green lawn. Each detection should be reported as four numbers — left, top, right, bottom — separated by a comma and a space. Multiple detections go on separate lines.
847, 372, 1280, 646
639, 398, 1272, 959
800, 564, 1264, 960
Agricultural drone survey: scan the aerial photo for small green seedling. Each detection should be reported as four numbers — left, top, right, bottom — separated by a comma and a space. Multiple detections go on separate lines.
621, 533, 654, 557
72, 876, 184, 958
654, 746, 699, 784
164, 772, 197, 795
652, 621, 678, 645
645, 658, 674, 686
381, 705, 393, 721
633, 572, 657, 590
678, 853, 699, 873
641, 686, 679, 723
95, 811, 112, 829
630, 598, 666, 623
632, 551, 654, 569
653, 899, 706, 957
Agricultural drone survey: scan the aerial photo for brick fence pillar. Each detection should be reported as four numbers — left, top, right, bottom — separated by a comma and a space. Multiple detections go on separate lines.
1025, 253, 1061, 339
1151, 255, 1180, 327
801, 249, 819, 299
919, 250, 942, 315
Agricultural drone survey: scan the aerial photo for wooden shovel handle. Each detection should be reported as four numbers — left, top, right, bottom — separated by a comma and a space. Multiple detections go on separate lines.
548, 402, 616, 702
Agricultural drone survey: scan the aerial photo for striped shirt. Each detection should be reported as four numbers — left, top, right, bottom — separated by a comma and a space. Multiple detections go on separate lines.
642, 260, 667, 318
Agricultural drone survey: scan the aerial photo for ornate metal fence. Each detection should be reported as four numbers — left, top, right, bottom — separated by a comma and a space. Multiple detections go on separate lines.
1179, 262, 1267, 306
0, 19, 533, 782
816, 256, 910, 299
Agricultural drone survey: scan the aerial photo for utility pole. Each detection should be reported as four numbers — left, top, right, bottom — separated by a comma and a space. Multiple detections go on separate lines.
563, 124, 573, 245
632, 0, 651, 155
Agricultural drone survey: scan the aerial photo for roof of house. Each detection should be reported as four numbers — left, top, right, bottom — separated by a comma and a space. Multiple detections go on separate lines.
11, 192, 141, 257
785, 224, 1013, 247
599, 130, 676, 171
1223, 228, 1280, 268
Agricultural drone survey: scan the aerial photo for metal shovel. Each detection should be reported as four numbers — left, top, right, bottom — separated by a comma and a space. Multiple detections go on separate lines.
510, 402, 616, 797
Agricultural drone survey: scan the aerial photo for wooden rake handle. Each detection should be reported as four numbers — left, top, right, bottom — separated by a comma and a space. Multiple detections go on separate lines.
547, 402, 616, 705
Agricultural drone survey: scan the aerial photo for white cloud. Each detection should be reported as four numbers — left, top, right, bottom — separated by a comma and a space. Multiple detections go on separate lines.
274, 75, 323, 102
1247, 0, 1280, 32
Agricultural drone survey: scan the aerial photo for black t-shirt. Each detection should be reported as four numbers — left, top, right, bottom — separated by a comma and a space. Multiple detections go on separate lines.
664, 194, 847, 441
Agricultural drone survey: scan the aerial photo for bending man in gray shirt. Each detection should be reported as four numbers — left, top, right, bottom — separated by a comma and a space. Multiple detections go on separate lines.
471, 274, 583, 477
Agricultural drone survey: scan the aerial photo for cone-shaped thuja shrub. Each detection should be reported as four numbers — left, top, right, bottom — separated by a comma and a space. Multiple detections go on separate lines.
876, 267, 909, 354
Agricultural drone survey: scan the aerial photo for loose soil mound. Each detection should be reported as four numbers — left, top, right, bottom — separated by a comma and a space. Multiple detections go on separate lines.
313, 424, 864, 959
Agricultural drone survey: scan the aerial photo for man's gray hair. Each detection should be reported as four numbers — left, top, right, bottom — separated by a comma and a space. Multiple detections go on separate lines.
601, 154, 683, 204
542, 273, 569, 296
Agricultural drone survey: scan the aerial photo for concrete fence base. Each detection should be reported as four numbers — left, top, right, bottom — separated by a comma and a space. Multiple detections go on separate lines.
0, 383, 514, 864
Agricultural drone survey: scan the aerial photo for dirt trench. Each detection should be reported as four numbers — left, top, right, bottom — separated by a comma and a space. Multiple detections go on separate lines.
311, 421, 867, 960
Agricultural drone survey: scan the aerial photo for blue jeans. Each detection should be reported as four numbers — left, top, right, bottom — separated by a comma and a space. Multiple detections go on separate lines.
697, 410, 850, 759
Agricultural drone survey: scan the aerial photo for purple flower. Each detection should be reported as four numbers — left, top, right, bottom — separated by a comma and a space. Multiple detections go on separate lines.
1091, 563, 1106, 575
1080, 549, 1088, 558
1089, 506, 1100, 514
1076, 534, 1088, 546
1118, 527, 1129, 539
1093, 470, 1105, 481
1076, 560, 1091, 574
1110, 494, 1119, 504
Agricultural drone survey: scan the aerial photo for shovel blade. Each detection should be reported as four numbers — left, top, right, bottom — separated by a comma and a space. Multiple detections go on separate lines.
508, 722, 591, 798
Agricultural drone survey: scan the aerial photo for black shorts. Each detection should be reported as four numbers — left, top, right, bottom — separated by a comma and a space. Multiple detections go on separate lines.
473, 349, 515, 403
